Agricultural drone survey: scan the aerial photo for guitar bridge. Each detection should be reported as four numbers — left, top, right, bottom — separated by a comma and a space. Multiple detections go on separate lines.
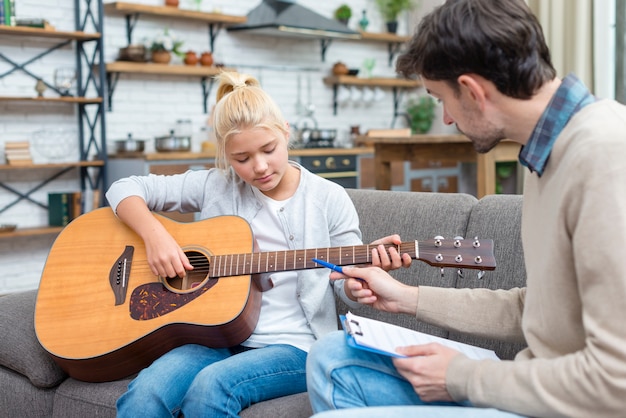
109, 245, 133, 306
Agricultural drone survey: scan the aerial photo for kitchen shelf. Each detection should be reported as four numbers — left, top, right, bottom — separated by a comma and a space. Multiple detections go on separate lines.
323, 76, 422, 118
323, 75, 420, 88
105, 62, 232, 76
0, 161, 105, 171
0, 161, 105, 217
104, 1, 246, 50
0, 96, 103, 104
0, 25, 100, 41
0, 226, 63, 239
105, 62, 235, 113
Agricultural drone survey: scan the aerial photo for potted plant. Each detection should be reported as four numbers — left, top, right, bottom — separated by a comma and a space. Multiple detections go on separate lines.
405, 95, 436, 134
146, 28, 184, 64
375, 0, 416, 33
334, 4, 352, 25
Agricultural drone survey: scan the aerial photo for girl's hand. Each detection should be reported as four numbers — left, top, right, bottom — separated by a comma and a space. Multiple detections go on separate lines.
143, 225, 193, 279
370, 234, 413, 271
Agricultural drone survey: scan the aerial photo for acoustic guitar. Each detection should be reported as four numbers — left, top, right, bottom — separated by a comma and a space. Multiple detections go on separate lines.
34, 207, 495, 382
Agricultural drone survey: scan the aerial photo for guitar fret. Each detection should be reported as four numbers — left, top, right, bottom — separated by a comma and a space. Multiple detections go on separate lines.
236, 254, 240, 276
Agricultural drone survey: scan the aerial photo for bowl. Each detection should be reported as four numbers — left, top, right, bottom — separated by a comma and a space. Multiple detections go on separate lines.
118, 45, 147, 62
347, 68, 359, 76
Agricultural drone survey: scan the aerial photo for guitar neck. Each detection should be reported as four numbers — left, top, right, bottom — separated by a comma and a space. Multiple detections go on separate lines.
209, 242, 418, 277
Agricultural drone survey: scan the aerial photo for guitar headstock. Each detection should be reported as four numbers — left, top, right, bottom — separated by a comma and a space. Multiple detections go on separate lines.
417, 237, 496, 271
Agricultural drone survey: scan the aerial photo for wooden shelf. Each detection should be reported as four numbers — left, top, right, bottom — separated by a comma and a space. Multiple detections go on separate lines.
0, 96, 102, 104
358, 31, 411, 44
105, 61, 233, 77
323, 75, 421, 89
0, 226, 63, 239
0, 25, 100, 41
104, 2, 246, 25
0, 161, 105, 171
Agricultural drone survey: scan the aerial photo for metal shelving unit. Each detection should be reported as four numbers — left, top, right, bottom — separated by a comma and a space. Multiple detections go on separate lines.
0, 0, 107, 237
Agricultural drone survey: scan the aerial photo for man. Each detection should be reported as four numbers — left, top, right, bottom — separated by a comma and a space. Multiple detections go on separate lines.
306, 0, 626, 417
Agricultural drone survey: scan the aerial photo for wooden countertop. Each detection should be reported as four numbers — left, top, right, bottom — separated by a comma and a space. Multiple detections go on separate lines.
110, 147, 374, 161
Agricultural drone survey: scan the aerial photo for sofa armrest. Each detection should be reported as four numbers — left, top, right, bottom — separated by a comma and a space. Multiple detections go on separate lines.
0, 290, 67, 388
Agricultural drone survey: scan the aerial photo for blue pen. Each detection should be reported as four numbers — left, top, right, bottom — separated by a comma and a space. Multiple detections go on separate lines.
312, 258, 364, 282
312, 258, 344, 274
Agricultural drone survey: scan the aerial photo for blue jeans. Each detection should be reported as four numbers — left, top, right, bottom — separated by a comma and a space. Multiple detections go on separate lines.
306, 331, 524, 417
116, 343, 307, 418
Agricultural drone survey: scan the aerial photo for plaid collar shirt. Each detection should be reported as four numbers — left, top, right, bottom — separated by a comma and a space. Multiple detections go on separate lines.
519, 73, 597, 176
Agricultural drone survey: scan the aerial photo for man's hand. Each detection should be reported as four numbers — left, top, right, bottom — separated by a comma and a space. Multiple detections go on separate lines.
333, 265, 419, 315
392, 343, 460, 402
370, 234, 413, 271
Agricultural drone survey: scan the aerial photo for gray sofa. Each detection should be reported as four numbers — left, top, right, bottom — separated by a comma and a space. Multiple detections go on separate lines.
0, 189, 527, 417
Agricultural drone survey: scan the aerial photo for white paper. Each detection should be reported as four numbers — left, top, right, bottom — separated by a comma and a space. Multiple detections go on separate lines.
345, 312, 500, 361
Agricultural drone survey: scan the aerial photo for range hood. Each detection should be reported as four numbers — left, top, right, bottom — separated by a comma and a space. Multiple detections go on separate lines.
227, 0, 360, 40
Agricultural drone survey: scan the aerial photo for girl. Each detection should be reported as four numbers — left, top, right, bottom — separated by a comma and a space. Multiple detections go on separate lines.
107, 71, 401, 417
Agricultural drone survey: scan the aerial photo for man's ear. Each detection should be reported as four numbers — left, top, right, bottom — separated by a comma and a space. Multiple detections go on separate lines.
457, 74, 488, 111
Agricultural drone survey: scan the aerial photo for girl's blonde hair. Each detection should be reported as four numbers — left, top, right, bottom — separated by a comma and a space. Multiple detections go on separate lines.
212, 71, 289, 170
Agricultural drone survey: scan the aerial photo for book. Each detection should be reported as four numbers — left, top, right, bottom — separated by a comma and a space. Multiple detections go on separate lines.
0, 1, 5, 26
2, 0, 14, 26
15, 18, 50, 29
341, 312, 500, 361
48, 192, 71, 227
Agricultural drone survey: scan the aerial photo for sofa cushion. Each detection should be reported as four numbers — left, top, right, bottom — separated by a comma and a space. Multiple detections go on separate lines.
52, 377, 131, 418
450, 194, 528, 359
0, 365, 56, 417
0, 290, 67, 388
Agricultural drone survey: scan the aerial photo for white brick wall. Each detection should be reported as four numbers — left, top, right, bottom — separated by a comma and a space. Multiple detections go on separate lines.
0, 0, 431, 293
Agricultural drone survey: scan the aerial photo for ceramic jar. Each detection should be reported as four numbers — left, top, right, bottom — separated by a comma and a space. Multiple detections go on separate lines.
184, 51, 198, 66
200, 52, 213, 66
332, 62, 349, 76
165, 0, 179, 7
151, 50, 171, 64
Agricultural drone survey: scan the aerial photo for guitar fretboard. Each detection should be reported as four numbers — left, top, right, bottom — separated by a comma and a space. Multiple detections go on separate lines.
208, 242, 418, 277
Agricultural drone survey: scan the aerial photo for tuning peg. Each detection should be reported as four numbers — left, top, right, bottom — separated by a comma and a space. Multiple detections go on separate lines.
473, 237, 481, 248
477, 270, 486, 279
440, 267, 445, 278
434, 235, 444, 247
453, 236, 464, 248
457, 269, 464, 279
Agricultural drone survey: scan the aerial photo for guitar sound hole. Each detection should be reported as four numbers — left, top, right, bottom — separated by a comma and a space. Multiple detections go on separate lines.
164, 250, 210, 292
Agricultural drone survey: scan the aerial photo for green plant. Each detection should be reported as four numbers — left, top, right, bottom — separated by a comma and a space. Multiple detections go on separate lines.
146, 28, 184, 58
334, 4, 352, 21
405, 96, 436, 134
375, 0, 416, 22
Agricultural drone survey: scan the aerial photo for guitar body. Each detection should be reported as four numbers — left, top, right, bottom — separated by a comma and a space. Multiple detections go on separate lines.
35, 208, 260, 383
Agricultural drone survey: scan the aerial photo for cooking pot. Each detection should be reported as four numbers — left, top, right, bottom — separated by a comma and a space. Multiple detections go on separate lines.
155, 130, 191, 152
297, 128, 337, 148
113, 133, 146, 154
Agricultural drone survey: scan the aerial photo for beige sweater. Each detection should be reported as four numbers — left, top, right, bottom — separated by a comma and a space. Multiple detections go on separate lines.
416, 100, 626, 418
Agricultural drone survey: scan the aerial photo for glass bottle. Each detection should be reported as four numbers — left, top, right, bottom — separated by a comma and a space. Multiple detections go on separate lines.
359, 10, 369, 31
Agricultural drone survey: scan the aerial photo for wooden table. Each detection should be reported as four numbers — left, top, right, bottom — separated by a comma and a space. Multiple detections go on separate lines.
357, 134, 521, 198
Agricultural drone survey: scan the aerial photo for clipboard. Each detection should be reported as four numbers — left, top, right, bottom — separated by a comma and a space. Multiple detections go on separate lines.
340, 312, 500, 361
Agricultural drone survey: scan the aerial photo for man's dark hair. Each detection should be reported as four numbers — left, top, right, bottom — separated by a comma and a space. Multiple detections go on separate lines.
396, 0, 556, 99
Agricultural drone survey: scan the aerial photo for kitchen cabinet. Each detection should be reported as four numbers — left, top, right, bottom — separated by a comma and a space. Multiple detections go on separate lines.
0, 0, 106, 238
103, 2, 246, 113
